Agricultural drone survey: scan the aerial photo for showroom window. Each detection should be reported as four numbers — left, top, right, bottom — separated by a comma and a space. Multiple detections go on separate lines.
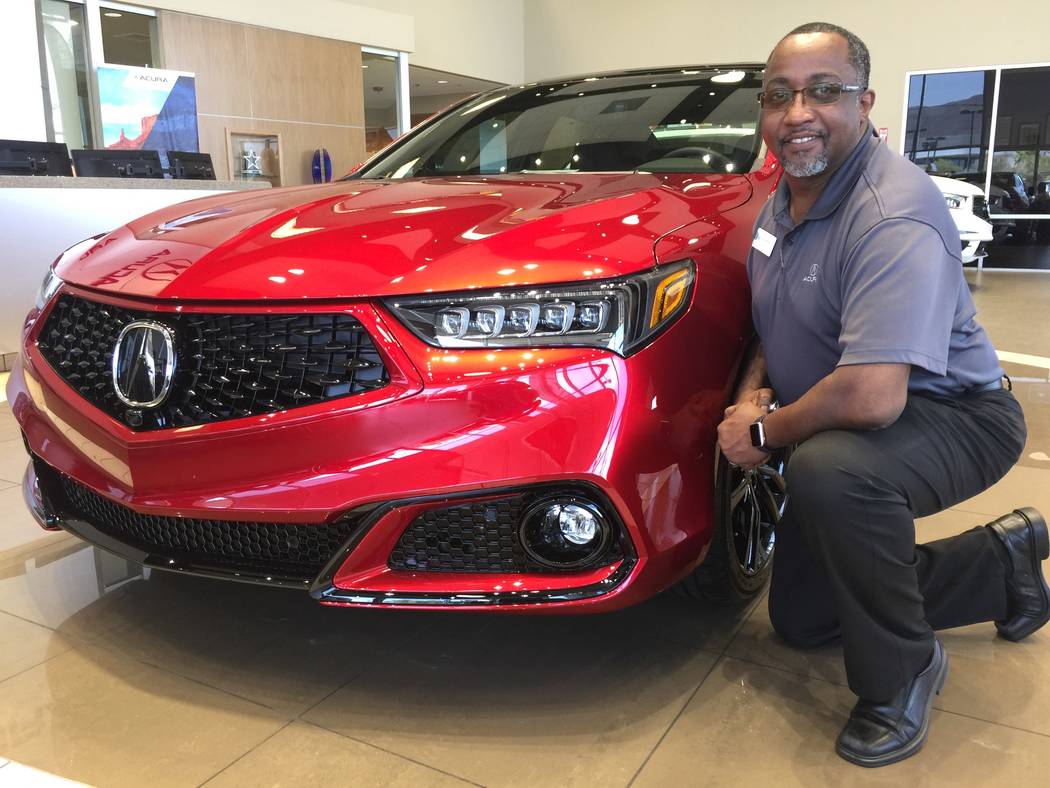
905, 62, 1050, 269
38, 0, 161, 146
362, 47, 412, 157
990, 67, 1050, 217
40, 0, 93, 147
904, 63, 1050, 219
408, 64, 503, 127
99, 2, 159, 68
904, 69, 994, 174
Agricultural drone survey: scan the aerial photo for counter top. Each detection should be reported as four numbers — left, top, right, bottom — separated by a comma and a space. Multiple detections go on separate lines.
0, 176, 271, 190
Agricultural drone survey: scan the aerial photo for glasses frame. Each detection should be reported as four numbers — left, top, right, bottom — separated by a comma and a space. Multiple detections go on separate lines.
757, 82, 866, 111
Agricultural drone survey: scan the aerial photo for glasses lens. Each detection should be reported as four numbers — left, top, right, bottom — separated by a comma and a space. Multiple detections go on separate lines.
805, 83, 843, 104
761, 89, 792, 110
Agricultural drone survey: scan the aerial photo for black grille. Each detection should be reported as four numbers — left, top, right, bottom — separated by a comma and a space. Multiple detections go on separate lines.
37, 294, 389, 430
388, 494, 624, 573
44, 462, 354, 580
973, 195, 989, 219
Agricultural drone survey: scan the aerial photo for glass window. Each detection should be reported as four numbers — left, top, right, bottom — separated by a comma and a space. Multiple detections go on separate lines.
40, 0, 92, 148
904, 70, 994, 174
354, 71, 764, 179
363, 52, 399, 157
408, 64, 503, 128
989, 66, 1050, 216
100, 5, 159, 68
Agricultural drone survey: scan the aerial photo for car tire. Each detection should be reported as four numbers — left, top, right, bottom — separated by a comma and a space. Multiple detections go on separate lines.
675, 445, 790, 604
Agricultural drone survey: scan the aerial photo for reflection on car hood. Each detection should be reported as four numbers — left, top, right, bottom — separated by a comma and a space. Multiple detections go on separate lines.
55, 174, 752, 300
930, 175, 984, 198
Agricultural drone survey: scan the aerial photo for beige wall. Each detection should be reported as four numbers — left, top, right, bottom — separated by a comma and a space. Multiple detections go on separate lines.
350, 0, 525, 85
523, 1, 1050, 154
159, 12, 367, 186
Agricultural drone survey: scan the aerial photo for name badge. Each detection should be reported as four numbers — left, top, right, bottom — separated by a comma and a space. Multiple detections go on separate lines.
752, 227, 777, 257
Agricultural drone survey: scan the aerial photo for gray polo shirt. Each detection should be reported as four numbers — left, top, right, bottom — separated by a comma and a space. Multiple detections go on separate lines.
747, 127, 1003, 406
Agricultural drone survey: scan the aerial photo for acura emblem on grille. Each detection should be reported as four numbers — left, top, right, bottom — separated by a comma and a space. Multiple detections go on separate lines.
111, 321, 176, 408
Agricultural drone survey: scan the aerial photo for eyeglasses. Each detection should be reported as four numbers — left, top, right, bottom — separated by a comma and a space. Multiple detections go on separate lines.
757, 82, 865, 111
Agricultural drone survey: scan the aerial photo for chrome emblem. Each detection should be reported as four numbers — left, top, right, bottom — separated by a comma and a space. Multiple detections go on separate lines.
111, 321, 176, 408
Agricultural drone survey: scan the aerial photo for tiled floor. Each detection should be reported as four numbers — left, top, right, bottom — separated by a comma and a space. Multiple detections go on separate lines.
0, 271, 1049, 787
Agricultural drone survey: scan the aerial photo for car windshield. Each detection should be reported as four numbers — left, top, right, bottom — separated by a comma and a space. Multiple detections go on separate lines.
352, 68, 764, 179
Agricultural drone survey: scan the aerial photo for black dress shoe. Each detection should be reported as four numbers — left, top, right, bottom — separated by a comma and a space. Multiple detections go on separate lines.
987, 507, 1050, 642
835, 638, 948, 768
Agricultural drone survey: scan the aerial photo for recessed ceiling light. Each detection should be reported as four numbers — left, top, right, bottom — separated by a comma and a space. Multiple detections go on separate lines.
437, 79, 449, 84
362, 64, 368, 68
711, 70, 746, 83
103, 11, 122, 17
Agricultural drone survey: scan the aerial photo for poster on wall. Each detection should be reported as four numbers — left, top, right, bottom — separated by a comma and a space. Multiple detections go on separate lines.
97, 65, 199, 174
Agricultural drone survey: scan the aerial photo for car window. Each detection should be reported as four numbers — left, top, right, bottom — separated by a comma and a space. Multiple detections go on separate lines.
354, 71, 763, 178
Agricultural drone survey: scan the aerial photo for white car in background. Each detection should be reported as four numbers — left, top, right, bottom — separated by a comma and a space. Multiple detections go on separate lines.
930, 175, 994, 266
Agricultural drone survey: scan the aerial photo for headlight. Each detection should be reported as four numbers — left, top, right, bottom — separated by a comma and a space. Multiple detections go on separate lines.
35, 268, 63, 310
384, 260, 695, 356
943, 194, 965, 210
35, 234, 107, 310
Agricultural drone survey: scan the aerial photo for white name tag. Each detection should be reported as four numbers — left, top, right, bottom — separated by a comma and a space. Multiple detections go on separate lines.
752, 227, 777, 257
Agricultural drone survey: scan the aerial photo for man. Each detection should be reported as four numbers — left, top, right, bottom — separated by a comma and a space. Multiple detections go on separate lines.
717, 21, 1050, 768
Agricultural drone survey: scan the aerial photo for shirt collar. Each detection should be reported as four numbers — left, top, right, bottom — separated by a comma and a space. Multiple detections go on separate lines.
772, 125, 879, 229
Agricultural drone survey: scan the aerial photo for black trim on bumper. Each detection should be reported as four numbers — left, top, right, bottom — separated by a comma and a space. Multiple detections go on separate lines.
27, 455, 637, 605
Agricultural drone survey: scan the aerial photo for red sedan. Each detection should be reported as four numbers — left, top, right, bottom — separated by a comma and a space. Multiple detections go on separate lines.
8, 64, 787, 611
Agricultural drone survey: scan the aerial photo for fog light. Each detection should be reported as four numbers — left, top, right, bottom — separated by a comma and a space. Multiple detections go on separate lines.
519, 497, 611, 569
556, 503, 598, 545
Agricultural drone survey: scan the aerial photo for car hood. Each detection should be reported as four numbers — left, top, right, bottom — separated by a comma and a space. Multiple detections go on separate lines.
930, 175, 984, 198
55, 174, 751, 300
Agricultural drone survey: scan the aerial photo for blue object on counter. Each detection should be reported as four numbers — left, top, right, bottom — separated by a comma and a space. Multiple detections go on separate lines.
311, 148, 333, 183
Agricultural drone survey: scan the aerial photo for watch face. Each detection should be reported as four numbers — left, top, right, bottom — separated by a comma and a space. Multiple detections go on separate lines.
749, 420, 765, 448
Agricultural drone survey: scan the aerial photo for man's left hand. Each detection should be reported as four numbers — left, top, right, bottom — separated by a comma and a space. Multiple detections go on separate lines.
717, 401, 771, 468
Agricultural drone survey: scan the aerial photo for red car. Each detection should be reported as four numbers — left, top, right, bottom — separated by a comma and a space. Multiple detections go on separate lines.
9, 64, 787, 611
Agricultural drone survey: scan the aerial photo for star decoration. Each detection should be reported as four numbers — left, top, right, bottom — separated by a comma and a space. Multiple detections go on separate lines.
242, 149, 261, 173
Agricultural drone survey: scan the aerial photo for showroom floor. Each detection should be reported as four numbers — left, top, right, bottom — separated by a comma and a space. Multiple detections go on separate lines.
0, 271, 1048, 787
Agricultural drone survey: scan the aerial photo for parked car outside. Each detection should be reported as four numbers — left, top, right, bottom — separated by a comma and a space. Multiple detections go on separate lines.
953, 170, 1034, 244
9, 65, 790, 612
929, 175, 994, 265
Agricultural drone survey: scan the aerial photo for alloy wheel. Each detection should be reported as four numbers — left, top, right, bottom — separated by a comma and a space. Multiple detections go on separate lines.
726, 452, 788, 577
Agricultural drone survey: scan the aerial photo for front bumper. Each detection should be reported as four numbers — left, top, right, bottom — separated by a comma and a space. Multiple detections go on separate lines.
23, 456, 636, 607
9, 283, 740, 611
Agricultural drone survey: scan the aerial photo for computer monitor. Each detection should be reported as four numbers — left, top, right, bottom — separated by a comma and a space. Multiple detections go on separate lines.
168, 151, 215, 180
71, 149, 164, 179
0, 140, 73, 176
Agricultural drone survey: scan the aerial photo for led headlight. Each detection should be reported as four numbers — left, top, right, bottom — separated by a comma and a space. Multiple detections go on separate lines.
35, 268, 63, 310
943, 194, 964, 210
35, 234, 108, 310
385, 260, 695, 356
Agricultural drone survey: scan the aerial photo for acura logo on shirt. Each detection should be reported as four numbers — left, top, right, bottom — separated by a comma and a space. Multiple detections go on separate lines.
111, 321, 176, 408
803, 263, 819, 283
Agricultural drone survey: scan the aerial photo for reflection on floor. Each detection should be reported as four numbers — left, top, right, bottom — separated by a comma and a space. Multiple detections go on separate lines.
1, 273, 1049, 786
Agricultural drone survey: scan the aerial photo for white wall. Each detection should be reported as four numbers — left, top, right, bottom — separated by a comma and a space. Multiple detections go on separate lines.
523, 0, 1050, 155
1, 0, 48, 140
350, 0, 524, 85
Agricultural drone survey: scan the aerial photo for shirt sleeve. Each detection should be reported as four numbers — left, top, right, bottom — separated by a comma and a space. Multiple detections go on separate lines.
836, 217, 957, 375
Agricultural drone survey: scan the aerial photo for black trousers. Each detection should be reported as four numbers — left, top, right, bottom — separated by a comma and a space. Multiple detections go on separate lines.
768, 388, 1027, 701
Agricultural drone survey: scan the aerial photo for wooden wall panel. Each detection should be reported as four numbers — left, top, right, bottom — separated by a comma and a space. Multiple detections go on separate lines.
243, 26, 360, 127
195, 116, 230, 179
277, 123, 367, 184
157, 13, 251, 117
157, 11, 367, 188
